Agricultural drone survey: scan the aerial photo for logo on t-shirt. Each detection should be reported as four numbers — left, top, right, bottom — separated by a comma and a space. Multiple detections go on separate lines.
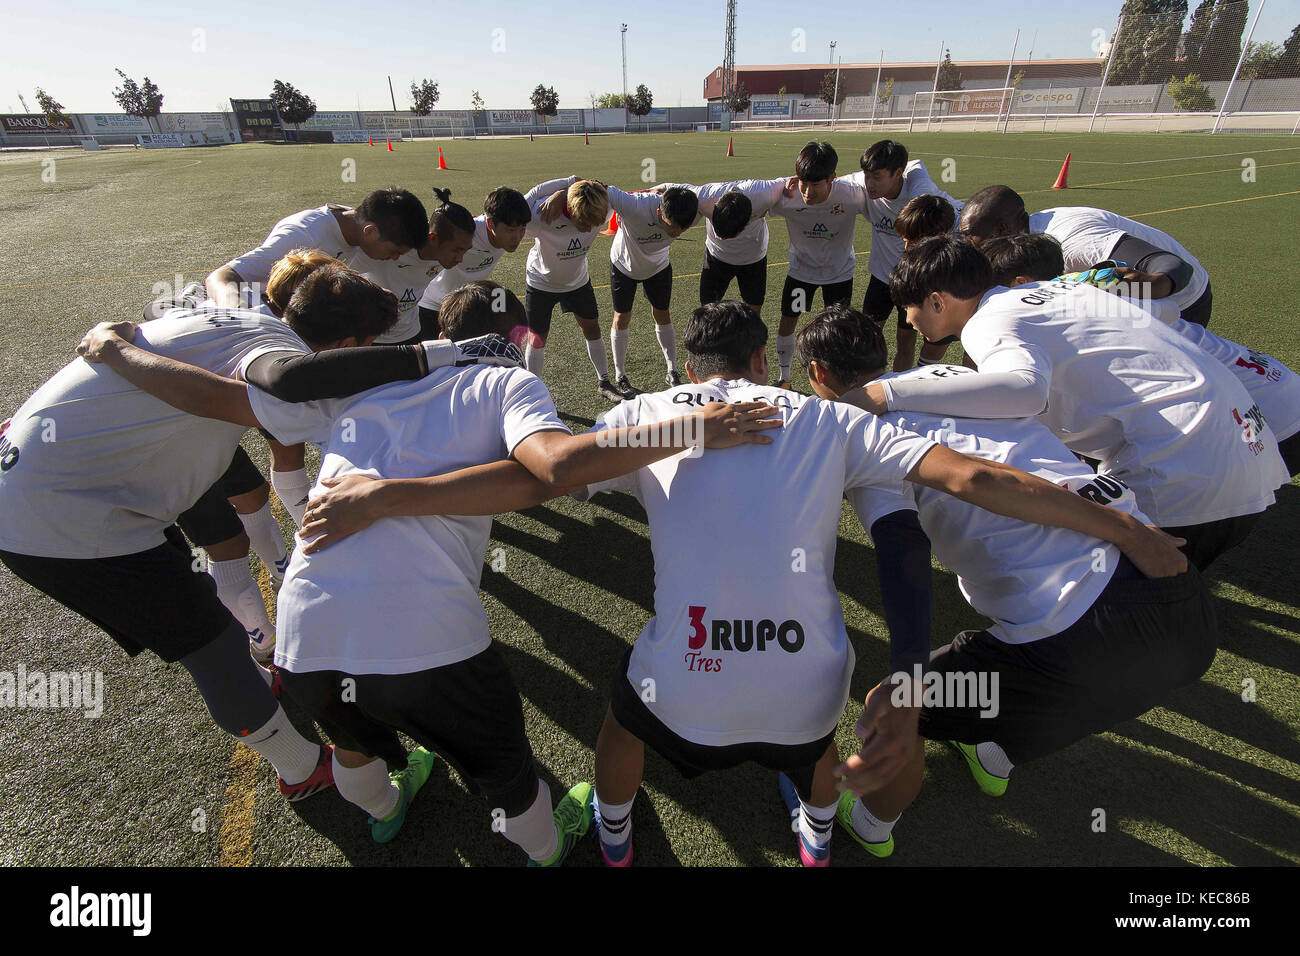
684, 605, 805, 672
808, 223, 831, 239
829, 204, 844, 216
1237, 353, 1283, 383
0, 434, 18, 472
399, 288, 419, 307
565, 237, 583, 251
1233, 402, 1269, 453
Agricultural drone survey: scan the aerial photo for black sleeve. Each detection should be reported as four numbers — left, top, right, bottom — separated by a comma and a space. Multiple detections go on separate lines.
870, 509, 935, 677
244, 346, 427, 403
1111, 233, 1194, 295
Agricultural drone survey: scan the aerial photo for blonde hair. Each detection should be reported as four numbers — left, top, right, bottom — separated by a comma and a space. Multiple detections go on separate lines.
566, 180, 609, 229
266, 249, 347, 315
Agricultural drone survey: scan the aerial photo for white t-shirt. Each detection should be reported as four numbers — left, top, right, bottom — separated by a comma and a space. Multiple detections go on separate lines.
348, 248, 442, 344
842, 162, 964, 281
1168, 319, 1300, 442
417, 216, 507, 313
582, 378, 936, 747
227, 205, 354, 296
607, 185, 693, 281
1030, 207, 1209, 311
697, 178, 787, 267
523, 176, 599, 293
248, 366, 569, 675
852, 365, 1148, 645
770, 178, 869, 285
0, 309, 306, 559
959, 281, 1288, 526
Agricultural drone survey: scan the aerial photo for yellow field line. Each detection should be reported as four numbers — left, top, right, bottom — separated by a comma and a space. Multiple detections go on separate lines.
1022, 160, 1300, 194
1132, 189, 1300, 218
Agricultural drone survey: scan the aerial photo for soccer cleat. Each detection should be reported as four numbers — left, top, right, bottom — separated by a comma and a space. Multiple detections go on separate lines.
950, 741, 1009, 797
370, 747, 437, 844
777, 772, 830, 867
615, 374, 643, 400
256, 660, 284, 699
593, 802, 634, 867
834, 791, 895, 858
665, 369, 682, 388
597, 378, 625, 403
528, 781, 594, 867
278, 744, 335, 803
772, 378, 792, 390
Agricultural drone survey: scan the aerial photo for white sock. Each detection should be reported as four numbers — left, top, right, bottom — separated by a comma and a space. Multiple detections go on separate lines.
798, 796, 838, 850
524, 343, 545, 376
776, 333, 795, 381
208, 556, 274, 654
332, 753, 399, 819
271, 468, 311, 528
585, 337, 609, 380
610, 328, 630, 380
238, 501, 288, 584
505, 780, 559, 862
917, 354, 946, 366
849, 797, 899, 844
976, 741, 1014, 777
239, 707, 319, 784
654, 323, 677, 372
595, 791, 635, 847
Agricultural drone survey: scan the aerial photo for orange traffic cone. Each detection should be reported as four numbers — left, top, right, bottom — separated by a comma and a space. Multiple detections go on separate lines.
368, 135, 374, 146
727, 136, 734, 157
600, 211, 619, 236
438, 147, 447, 170
585, 132, 590, 146
1052, 152, 1071, 189
529, 131, 534, 142
386, 138, 393, 151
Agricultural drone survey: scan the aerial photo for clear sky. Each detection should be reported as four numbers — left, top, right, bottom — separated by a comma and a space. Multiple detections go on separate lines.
2, 0, 1293, 114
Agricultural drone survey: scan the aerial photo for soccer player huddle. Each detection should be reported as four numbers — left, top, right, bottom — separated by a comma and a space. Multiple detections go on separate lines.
1, 138, 1295, 867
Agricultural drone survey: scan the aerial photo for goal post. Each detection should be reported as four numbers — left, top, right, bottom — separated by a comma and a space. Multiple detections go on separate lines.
908, 87, 1018, 131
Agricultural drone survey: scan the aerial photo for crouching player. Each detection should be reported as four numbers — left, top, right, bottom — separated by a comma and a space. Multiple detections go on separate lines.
796, 308, 1214, 851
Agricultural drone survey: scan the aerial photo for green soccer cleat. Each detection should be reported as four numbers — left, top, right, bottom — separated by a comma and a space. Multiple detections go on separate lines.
835, 791, 895, 859
370, 747, 437, 844
950, 741, 1009, 797
528, 781, 595, 867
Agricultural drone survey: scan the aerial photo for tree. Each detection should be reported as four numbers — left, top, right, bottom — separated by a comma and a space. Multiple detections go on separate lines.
1181, 0, 1216, 74
935, 50, 964, 91
1240, 41, 1282, 79
270, 79, 316, 129
776, 85, 788, 98
1197, 0, 1249, 81
593, 92, 628, 108
1011, 69, 1026, 88
876, 77, 895, 104
470, 90, 485, 114
1167, 73, 1216, 110
530, 84, 559, 118
34, 88, 67, 123
1272, 24, 1300, 77
410, 79, 439, 115
725, 80, 751, 114
818, 70, 846, 109
1106, 0, 1189, 85
628, 84, 653, 118
113, 68, 164, 132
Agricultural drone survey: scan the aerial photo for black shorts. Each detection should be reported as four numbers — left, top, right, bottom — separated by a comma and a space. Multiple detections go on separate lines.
862, 274, 905, 326
0, 525, 235, 663
524, 282, 599, 339
917, 557, 1216, 765
781, 276, 853, 318
176, 447, 267, 547
1279, 431, 1300, 477
699, 250, 767, 307
608, 647, 832, 798
416, 306, 441, 341
1180, 282, 1212, 328
278, 643, 539, 816
611, 263, 673, 313
1161, 510, 1262, 572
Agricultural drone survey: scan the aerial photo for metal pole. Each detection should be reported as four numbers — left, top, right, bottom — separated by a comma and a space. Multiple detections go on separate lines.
926, 40, 944, 131
1089, 13, 1123, 133
388, 76, 397, 112
831, 57, 842, 130
621, 23, 629, 130
1213, 0, 1265, 134
870, 50, 883, 129
998, 29, 1020, 134
1043, 82, 1052, 132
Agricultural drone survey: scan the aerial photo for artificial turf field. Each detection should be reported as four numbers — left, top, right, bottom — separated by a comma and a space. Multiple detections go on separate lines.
0, 131, 1297, 868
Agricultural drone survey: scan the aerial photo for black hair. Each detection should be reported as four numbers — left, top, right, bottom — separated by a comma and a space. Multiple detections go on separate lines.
483, 186, 531, 228
660, 186, 699, 230
958, 185, 1030, 244
981, 233, 1065, 286
711, 190, 753, 240
683, 301, 768, 379
438, 280, 525, 339
430, 186, 476, 242
860, 139, 908, 175
893, 194, 956, 244
889, 235, 994, 309
356, 186, 429, 250
795, 305, 888, 384
795, 141, 837, 182
284, 265, 399, 346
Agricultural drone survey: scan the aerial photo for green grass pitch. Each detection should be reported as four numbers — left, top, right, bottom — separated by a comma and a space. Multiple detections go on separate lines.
0, 131, 1296, 866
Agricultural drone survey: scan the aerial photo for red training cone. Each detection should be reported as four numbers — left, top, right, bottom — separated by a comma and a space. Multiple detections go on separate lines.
600, 211, 619, 236
1051, 152, 1071, 189
585, 132, 590, 146
529, 131, 534, 142
727, 136, 734, 157
438, 147, 447, 170
386, 138, 393, 151
368, 135, 374, 146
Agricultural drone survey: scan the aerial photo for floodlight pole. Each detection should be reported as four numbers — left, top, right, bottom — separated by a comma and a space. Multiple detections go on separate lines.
1088, 13, 1123, 133
1213, 0, 1264, 134
870, 50, 883, 129
621, 23, 629, 129
926, 40, 944, 131
998, 29, 1019, 134
388, 75, 397, 112
831, 57, 842, 130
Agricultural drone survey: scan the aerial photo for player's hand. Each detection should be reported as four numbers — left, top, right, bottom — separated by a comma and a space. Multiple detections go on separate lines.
835, 677, 922, 797
537, 192, 566, 224
783, 176, 800, 198
1113, 267, 1174, 300
697, 401, 783, 448
837, 382, 888, 416
0, 419, 9, 439
1119, 523, 1188, 579
298, 475, 387, 554
76, 321, 138, 362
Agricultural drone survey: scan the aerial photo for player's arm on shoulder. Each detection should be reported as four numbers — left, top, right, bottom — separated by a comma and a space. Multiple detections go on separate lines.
846, 365, 1049, 419
243, 344, 431, 403
204, 264, 248, 308
76, 322, 257, 426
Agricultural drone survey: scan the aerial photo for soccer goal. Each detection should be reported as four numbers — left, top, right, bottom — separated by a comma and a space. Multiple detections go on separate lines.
906, 87, 1017, 132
